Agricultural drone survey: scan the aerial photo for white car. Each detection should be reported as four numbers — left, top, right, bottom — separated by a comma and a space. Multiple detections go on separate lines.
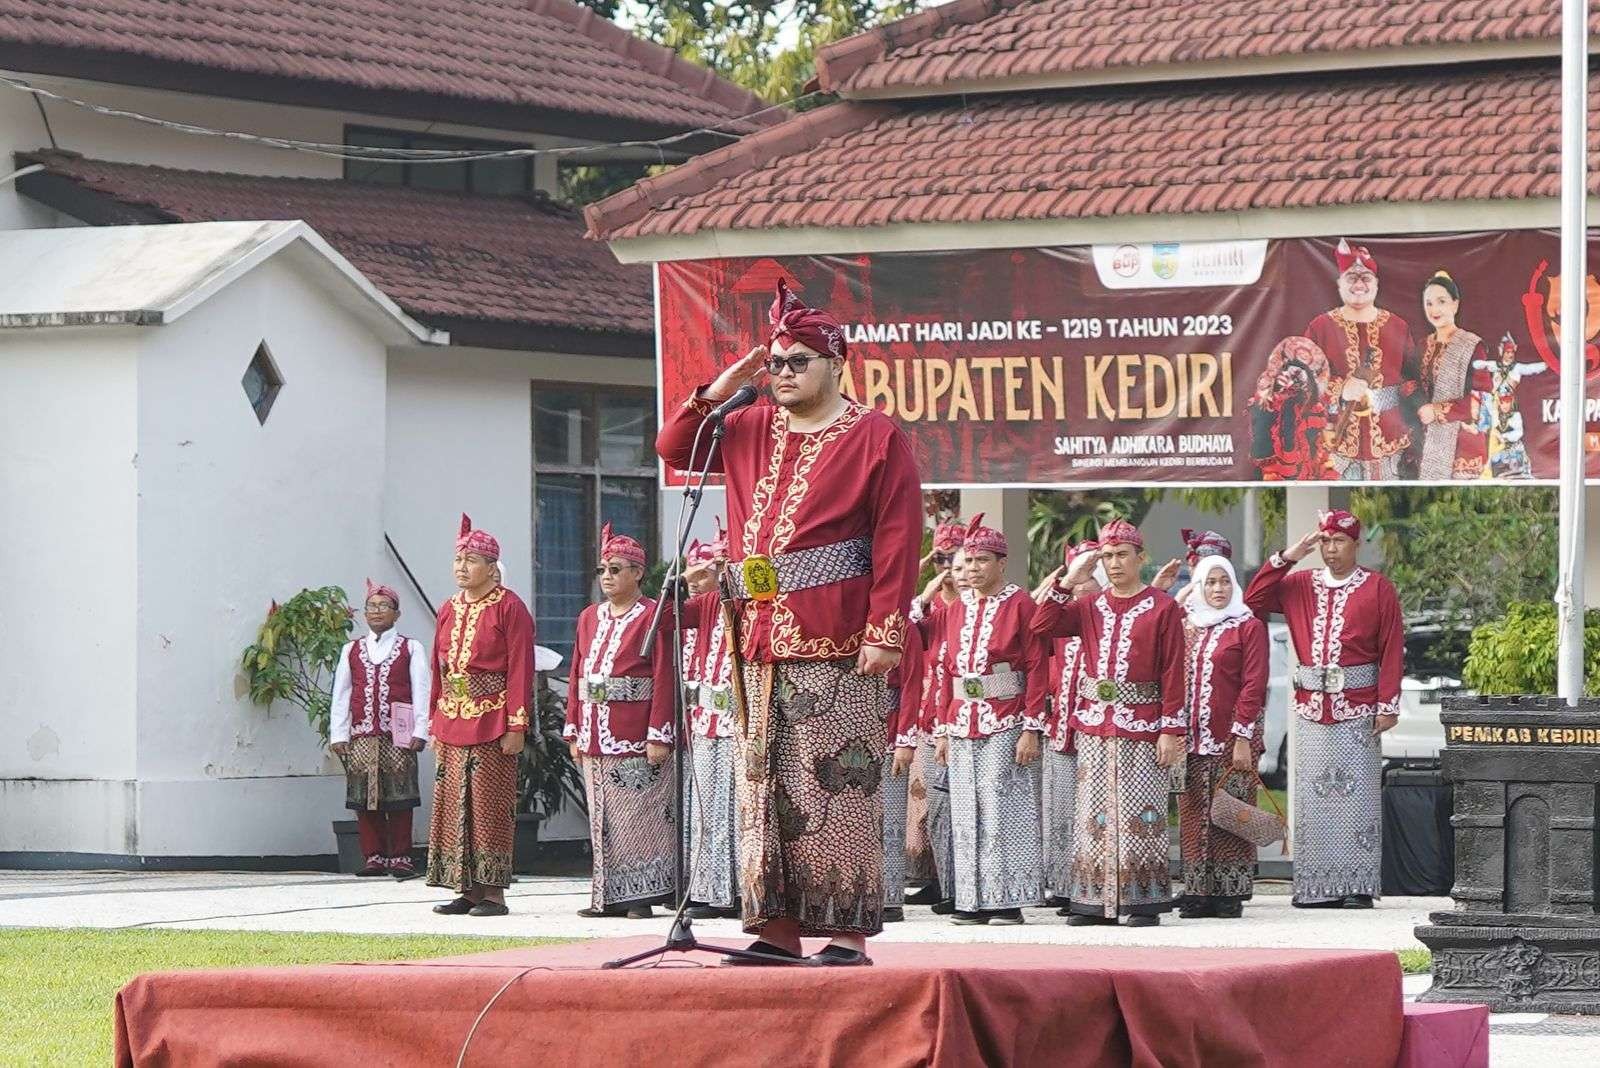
1258, 624, 1451, 786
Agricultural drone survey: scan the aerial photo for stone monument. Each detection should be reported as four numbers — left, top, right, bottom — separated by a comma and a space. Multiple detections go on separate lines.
1415, 696, 1600, 1013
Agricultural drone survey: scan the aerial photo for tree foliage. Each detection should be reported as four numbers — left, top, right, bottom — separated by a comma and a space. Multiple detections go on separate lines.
1348, 488, 1556, 672
240, 587, 355, 745
618, 0, 922, 104
1464, 601, 1600, 697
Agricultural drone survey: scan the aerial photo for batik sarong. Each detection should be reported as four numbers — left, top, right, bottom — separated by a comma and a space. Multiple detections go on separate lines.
1293, 717, 1382, 903
881, 760, 909, 908
947, 726, 1045, 912
916, 737, 954, 895
584, 754, 676, 909
736, 657, 887, 936
1042, 748, 1077, 900
687, 735, 738, 908
1070, 734, 1173, 918
425, 741, 517, 891
343, 734, 420, 811
1179, 752, 1261, 901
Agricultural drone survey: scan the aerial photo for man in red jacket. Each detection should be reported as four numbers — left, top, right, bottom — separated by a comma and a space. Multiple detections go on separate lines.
656, 280, 922, 966
1245, 509, 1402, 909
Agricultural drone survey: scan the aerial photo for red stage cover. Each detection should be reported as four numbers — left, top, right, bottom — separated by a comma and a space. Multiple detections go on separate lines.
657, 232, 1600, 487
114, 937, 1404, 1067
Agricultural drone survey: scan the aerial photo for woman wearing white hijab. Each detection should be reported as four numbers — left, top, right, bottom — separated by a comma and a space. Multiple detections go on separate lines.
1177, 555, 1270, 920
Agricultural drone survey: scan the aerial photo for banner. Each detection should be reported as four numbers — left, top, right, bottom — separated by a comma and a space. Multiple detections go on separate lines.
656, 232, 1600, 487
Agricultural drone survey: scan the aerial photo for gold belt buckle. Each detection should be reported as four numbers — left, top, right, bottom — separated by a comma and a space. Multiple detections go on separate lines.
586, 676, 608, 702
961, 675, 984, 700
742, 554, 780, 602
1095, 679, 1119, 703
448, 673, 469, 699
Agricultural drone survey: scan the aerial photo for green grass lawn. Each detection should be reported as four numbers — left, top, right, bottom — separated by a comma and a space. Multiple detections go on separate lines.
0, 927, 556, 1066
1398, 948, 1432, 974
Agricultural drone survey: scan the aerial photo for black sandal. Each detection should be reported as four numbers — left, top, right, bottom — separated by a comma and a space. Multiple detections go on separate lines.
432, 896, 475, 915
723, 940, 803, 966
806, 945, 872, 967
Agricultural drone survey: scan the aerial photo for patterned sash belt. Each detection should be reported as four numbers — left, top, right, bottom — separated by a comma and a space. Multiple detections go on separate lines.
1368, 385, 1403, 413
584, 675, 654, 703
952, 670, 1025, 701
1294, 663, 1378, 693
1080, 675, 1161, 705
724, 537, 872, 600
694, 682, 732, 713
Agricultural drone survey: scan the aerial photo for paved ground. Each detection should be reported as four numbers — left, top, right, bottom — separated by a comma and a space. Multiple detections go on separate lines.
3, 870, 1595, 1065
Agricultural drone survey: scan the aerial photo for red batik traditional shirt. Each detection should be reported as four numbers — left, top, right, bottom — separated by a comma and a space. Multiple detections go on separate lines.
657, 393, 923, 663
430, 586, 534, 747
1183, 615, 1270, 755
1044, 636, 1087, 755
564, 597, 676, 757
1304, 308, 1420, 466
932, 586, 1049, 740
1244, 554, 1404, 725
684, 590, 735, 740
887, 620, 926, 750
1030, 586, 1188, 739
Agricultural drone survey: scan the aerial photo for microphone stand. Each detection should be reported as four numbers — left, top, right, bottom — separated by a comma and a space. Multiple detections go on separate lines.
605, 412, 811, 969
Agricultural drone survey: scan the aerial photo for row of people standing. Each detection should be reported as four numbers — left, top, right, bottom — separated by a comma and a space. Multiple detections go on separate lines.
898, 509, 1404, 926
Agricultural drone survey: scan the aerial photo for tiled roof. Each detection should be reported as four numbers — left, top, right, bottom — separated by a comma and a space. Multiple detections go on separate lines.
587, 63, 1579, 242
0, 0, 779, 135
21, 151, 653, 349
816, 0, 1577, 95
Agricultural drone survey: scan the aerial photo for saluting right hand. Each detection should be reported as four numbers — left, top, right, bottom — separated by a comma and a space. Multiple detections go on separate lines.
921, 568, 952, 603
1061, 550, 1099, 590
1151, 558, 1182, 591
705, 345, 769, 404
1034, 566, 1064, 603
1283, 527, 1324, 564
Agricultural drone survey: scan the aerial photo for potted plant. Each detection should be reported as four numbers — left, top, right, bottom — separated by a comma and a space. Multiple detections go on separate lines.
240, 586, 357, 869
515, 674, 587, 872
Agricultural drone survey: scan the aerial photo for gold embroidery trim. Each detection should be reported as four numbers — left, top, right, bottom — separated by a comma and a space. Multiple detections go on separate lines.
1328, 309, 1408, 460
439, 587, 508, 721
863, 610, 907, 651
507, 707, 529, 729
740, 403, 873, 660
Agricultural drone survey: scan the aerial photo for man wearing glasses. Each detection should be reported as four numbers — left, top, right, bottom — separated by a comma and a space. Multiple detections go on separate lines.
656, 280, 923, 966
565, 524, 677, 919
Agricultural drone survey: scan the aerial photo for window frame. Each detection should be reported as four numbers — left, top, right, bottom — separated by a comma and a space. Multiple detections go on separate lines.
531, 383, 658, 659
342, 124, 535, 194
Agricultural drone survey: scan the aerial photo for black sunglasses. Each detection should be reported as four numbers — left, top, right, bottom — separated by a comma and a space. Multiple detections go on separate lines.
765, 354, 824, 376
932, 552, 954, 566
593, 564, 636, 577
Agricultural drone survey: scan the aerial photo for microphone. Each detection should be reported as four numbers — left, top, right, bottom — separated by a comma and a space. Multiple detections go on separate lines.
708, 384, 759, 423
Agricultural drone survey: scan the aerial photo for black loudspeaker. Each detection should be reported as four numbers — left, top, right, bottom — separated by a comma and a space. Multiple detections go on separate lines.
1381, 760, 1454, 896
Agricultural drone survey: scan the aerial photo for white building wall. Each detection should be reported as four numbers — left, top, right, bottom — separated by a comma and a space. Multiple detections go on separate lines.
131, 254, 390, 857
384, 345, 657, 648
0, 326, 140, 854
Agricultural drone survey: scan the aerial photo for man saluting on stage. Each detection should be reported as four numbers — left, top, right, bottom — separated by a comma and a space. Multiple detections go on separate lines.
657, 280, 923, 966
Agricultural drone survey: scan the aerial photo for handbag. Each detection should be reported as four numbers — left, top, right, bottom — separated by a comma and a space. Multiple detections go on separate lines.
1210, 769, 1288, 851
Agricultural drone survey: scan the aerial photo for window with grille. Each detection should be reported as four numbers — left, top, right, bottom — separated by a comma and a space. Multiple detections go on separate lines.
532, 386, 657, 660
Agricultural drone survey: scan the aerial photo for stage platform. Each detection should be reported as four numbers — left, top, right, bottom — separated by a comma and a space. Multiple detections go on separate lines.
115, 935, 1407, 1067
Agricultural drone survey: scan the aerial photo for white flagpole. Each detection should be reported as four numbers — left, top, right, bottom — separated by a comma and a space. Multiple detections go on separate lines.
1557, 0, 1588, 704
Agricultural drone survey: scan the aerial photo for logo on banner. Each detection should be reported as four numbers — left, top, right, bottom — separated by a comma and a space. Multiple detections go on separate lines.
1152, 243, 1180, 280
1091, 240, 1267, 289
1523, 259, 1600, 378
1111, 245, 1141, 278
